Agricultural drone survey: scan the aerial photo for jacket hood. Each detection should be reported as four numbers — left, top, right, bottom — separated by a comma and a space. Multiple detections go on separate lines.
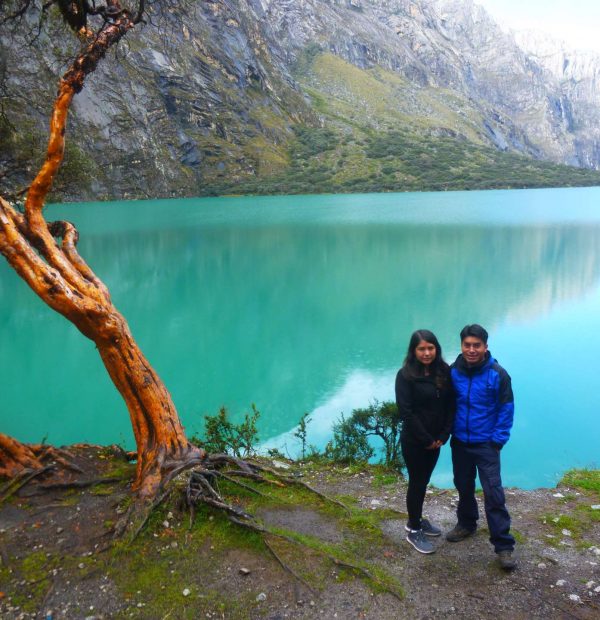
453, 350, 494, 374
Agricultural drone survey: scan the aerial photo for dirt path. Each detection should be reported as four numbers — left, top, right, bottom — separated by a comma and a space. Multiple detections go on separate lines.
0, 447, 598, 619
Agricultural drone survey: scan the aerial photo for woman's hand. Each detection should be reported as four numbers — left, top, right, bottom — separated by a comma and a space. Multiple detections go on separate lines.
425, 440, 443, 450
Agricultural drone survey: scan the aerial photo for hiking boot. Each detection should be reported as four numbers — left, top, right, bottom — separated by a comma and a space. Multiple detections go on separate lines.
497, 550, 517, 570
405, 519, 442, 537
445, 524, 476, 542
406, 529, 436, 554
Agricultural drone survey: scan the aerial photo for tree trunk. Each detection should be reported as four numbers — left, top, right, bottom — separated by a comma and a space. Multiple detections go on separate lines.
0, 4, 204, 498
94, 312, 201, 497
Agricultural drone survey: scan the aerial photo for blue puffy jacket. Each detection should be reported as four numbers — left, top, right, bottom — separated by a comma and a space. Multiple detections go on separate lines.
450, 352, 514, 446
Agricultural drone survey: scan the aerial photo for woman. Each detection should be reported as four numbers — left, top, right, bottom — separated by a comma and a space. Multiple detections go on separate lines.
395, 329, 454, 554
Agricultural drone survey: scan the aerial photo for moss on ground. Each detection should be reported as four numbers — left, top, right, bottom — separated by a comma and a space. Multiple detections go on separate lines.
540, 469, 600, 548
560, 469, 600, 494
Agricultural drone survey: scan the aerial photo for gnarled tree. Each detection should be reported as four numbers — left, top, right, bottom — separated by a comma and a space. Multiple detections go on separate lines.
0, 0, 203, 498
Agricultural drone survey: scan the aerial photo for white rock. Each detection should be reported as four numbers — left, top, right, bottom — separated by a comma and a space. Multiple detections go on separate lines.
562, 529, 572, 537
162, 521, 170, 528
537, 563, 547, 569
556, 579, 567, 586
182, 588, 190, 597
591, 505, 600, 510
370, 499, 381, 506
256, 592, 267, 602
568, 594, 581, 602
594, 586, 600, 593
272, 460, 290, 470
586, 581, 595, 588
552, 493, 564, 498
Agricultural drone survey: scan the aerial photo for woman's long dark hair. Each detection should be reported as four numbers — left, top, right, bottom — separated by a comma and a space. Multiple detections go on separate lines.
402, 329, 449, 384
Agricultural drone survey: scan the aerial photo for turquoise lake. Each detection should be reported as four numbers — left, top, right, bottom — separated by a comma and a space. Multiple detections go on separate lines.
2, 187, 600, 488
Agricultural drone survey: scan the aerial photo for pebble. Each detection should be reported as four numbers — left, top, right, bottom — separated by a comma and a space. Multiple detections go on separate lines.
561, 529, 572, 537
552, 493, 564, 498
239, 567, 251, 576
370, 499, 381, 506
182, 588, 190, 597
556, 580, 567, 587
568, 594, 581, 602
256, 592, 267, 602
595, 586, 600, 593
537, 563, 546, 569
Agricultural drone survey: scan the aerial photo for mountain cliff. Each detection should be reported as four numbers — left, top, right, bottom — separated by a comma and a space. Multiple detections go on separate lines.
2, 0, 600, 201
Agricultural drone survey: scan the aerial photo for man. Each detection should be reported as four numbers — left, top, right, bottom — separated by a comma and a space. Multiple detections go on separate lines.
446, 324, 516, 570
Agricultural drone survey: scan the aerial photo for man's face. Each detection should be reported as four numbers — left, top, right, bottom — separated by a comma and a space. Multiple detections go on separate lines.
461, 336, 488, 365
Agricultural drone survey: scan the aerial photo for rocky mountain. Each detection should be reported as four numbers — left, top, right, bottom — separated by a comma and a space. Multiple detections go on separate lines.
1, 0, 600, 201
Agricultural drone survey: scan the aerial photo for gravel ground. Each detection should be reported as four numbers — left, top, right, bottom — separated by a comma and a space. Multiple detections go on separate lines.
0, 448, 599, 619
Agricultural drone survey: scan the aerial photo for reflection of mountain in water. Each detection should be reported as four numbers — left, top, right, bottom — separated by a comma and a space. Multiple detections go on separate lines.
2, 218, 600, 443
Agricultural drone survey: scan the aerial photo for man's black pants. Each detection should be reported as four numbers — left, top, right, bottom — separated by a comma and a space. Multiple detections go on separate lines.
451, 438, 515, 553
401, 440, 440, 530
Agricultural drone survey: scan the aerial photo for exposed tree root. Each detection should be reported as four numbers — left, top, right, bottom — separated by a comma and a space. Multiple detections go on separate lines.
24, 476, 126, 495
227, 514, 403, 601
263, 537, 316, 596
162, 456, 402, 601
248, 462, 351, 514
0, 465, 55, 505
0, 434, 82, 480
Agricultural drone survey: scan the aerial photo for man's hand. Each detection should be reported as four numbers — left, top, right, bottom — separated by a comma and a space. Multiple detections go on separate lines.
426, 440, 443, 450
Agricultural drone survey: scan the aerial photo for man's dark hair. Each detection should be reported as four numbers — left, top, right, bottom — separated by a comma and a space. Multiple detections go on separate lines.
460, 324, 488, 344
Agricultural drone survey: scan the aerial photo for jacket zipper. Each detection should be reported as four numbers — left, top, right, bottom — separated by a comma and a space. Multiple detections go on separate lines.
466, 375, 472, 442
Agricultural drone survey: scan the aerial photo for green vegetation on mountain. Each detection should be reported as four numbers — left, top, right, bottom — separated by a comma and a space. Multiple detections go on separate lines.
201, 50, 600, 196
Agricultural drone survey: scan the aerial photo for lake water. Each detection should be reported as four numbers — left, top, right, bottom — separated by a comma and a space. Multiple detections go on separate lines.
2, 187, 600, 489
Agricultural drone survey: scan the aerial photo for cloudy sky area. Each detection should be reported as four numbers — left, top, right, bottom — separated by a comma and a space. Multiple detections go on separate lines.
475, 0, 600, 53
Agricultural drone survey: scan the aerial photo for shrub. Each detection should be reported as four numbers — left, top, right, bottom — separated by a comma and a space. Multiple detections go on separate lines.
195, 404, 260, 458
324, 414, 375, 464
325, 401, 404, 471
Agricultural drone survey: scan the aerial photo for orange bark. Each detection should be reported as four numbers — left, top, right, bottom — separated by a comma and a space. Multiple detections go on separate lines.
0, 4, 204, 498
0, 433, 44, 477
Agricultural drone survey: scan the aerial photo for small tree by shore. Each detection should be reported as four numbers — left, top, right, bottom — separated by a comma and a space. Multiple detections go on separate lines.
325, 401, 404, 471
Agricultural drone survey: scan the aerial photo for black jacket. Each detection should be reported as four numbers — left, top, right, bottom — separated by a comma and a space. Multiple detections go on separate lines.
395, 366, 455, 447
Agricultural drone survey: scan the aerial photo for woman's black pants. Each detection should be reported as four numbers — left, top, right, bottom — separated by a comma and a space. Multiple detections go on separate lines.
401, 440, 440, 530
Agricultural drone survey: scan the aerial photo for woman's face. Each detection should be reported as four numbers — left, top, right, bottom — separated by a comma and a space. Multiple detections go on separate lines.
415, 340, 437, 365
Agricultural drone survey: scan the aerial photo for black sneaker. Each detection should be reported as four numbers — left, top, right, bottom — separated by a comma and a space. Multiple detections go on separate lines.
497, 550, 517, 570
445, 524, 476, 542
406, 529, 436, 554
405, 519, 442, 537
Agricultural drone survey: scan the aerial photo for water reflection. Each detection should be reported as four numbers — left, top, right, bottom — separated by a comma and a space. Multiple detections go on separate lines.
1, 195, 600, 487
